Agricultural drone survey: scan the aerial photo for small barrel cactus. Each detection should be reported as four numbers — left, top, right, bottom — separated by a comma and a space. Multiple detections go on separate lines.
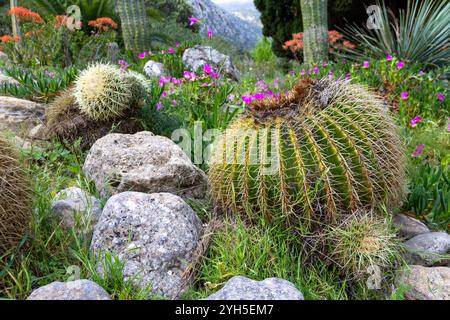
209, 78, 406, 231
0, 135, 32, 254
74, 63, 145, 121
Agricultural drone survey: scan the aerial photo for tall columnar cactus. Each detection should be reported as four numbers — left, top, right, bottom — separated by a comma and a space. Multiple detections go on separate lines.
74, 63, 147, 121
10, 0, 21, 38
117, 0, 150, 55
209, 78, 406, 231
300, 0, 329, 65
0, 135, 32, 254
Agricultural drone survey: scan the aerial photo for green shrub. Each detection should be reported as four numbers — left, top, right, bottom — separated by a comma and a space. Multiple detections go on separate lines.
252, 37, 276, 65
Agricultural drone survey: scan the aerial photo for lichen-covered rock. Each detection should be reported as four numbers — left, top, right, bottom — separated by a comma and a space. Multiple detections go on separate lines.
143, 60, 166, 78
0, 72, 18, 86
0, 96, 45, 136
404, 232, 450, 266
27, 280, 111, 300
82, 132, 207, 199
90, 192, 202, 299
395, 265, 450, 300
393, 214, 429, 239
51, 187, 102, 231
204, 276, 304, 300
182, 45, 239, 80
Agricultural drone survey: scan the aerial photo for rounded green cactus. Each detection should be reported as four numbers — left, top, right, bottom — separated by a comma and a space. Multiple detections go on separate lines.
74, 63, 144, 121
209, 78, 406, 231
0, 135, 32, 255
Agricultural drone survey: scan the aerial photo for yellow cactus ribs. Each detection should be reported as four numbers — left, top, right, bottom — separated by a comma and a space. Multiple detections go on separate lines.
74, 63, 145, 121
208, 78, 407, 230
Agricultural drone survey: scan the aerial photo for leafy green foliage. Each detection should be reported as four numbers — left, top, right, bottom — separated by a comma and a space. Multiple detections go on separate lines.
252, 37, 276, 65
0, 65, 78, 102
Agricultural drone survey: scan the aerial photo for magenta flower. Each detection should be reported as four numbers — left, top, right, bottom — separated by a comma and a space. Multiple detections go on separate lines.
436, 92, 445, 102
211, 72, 219, 79
188, 16, 201, 26
138, 52, 146, 59
397, 61, 405, 70
313, 67, 320, 74
253, 92, 266, 100
411, 144, 425, 157
301, 69, 306, 76
167, 48, 174, 54
117, 59, 129, 72
410, 116, 423, 128
362, 60, 369, 68
386, 55, 393, 61
448, 118, 450, 132
341, 58, 347, 65
345, 73, 351, 80
207, 27, 214, 39
328, 71, 334, 78
171, 100, 177, 106
400, 91, 409, 100
290, 70, 296, 75
156, 102, 163, 110
176, 42, 181, 47
161, 91, 167, 98
203, 64, 213, 74
242, 95, 254, 105
418, 70, 424, 76
183, 71, 196, 81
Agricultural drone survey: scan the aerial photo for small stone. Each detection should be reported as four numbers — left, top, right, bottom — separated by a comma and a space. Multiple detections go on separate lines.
0, 96, 45, 136
395, 265, 450, 300
143, 60, 166, 78
404, 232, 450, 266
393, 214, 429, 239
51, 187, 102, 231
90, 192, 202, 299
27, 280, 111, 300
204, 276, 304, 300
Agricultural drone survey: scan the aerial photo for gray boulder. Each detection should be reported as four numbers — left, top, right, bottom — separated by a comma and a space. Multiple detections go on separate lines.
404, 232, 450, 266
182, 45, 239, 80
0, 96, 45, 136
51, 187, 102, 231
143, 60, 166, 78
27, 280, 111, 300
90, 192, 203, 299
82, 132, 207, 199
393, 214, 429, 239
395, 265, 450, 300
205, 276, 304, 300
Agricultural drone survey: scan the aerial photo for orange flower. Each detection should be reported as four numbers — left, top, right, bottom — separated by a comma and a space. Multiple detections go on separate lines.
88, 17, 118, 32
343, 41, 356, 49
55, 15, 69, 28
8, 7, 44, 24
25, 29, 44, 37
0, 35, 21, 43
328, 30, 344, 43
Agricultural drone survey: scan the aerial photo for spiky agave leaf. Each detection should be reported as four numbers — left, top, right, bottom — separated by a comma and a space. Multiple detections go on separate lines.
208, 78, 407, 231
74, 63, 137, 121
0, 135, 32, 255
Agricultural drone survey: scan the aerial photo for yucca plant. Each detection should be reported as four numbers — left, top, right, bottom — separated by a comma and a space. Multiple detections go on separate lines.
339, 0, 450, 69
209, 78, 407, 232
117, 0, 150, 55
0, 135, 32, 255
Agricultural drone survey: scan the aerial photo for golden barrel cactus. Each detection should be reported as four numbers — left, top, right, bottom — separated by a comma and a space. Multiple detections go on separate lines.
209, 78, 406, 231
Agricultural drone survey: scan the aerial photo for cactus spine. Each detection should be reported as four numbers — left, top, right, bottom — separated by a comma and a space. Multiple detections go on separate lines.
117, 0, 150, 55
0, 135, 32, 254
208, 78, 406, 231
300, 0, 329, 65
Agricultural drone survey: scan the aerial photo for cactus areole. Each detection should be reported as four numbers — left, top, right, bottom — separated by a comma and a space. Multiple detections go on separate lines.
208, 78, 406, 231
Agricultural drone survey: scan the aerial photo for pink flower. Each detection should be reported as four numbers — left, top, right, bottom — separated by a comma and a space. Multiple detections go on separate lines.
203, 64, 213, 74
313, 67, 319, 74
207, 27, 214, 39
411, 144, 425, 157
436, 92, 445, 102
345, 73, 351, 80
167, 48, 174, 54
397, 61, 405, 70
253, 92, 265, 100
400, 91, 409, 100
183, 71, 196, 81
138, 52, 146, 59
117, 59, 129, 72
301, 69, 306, 76
328, 71, 334, 78
188, 16, 201, 26
161, 91, 167, 98
418, 70, 424, 76
386, 55, 393, 61
242, 95, 253, 105
171, 100, 177, 106
211, 72, 219, 79
362, 60, 369, 68
410, 116, 423, 127
341, 58, 347, 65
448, 118, 450, 132
156, 102, 163, 110
176, 42, 181, 47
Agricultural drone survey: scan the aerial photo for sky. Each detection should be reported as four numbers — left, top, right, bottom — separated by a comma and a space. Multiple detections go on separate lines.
212, 0, 253, 4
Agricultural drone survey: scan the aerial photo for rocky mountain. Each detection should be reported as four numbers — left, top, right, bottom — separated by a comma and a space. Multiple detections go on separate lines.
216, 1, 262, 28
186, 0, 262, 51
